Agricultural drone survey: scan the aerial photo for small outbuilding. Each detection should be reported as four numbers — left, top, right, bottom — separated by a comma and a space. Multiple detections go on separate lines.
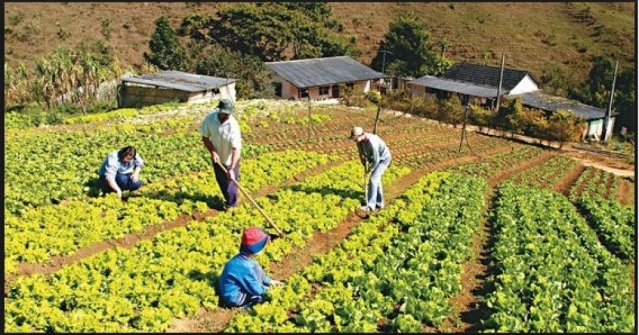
507, 90, 618, 141
265, 56, 385, 101
118, 70, 237, 108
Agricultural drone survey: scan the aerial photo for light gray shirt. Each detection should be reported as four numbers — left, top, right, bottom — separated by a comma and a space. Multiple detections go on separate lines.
98, 150, 144, 182
357, 133, 391, 169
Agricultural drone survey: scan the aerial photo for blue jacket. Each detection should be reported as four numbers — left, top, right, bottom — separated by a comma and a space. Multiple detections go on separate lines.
219, 254, 272, 306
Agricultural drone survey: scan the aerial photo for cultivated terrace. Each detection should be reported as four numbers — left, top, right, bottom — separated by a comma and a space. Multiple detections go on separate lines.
4, 99, 635, 333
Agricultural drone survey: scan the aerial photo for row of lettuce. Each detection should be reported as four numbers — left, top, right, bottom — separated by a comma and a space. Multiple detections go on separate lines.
5, 167, 634, 332
446, 146, 635, 264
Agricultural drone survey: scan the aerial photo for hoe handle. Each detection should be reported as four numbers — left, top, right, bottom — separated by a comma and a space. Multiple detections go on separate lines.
217, 163, 286, 237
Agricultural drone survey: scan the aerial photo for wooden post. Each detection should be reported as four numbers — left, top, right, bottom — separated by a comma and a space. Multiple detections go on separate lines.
373, 105, 381, 135
602, 61, 618, 142
307, 96, 312, 144
495, 53, 505, 112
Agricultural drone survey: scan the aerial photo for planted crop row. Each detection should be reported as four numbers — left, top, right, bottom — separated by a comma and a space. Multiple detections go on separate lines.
394, 134, 513, 169
4, 160, 410, 332
483, 182, 634, 332
577, 196, 635, 261
567, 167, 616, 202
4, 150, 332, 272
504, 155, 578, 190
444, 145, 545, 179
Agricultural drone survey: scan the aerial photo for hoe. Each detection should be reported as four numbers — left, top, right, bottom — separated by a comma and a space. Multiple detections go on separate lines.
217, 163, 286, 238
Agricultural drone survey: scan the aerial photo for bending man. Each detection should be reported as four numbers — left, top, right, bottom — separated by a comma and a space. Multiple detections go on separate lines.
349, 126, 392, 217
199, 99, 242, 209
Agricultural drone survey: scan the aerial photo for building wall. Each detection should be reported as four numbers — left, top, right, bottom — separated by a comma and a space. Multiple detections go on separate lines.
272, 77, 378, 101
407, 84, 427, 97
118, 83, 236, 108
509, 75, 539, 95
217, 82, 237, 102
585, 117, 616, 140
118, 85, 191, 108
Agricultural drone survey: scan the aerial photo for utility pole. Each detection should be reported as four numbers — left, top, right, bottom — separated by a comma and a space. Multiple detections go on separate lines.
602, 61, 618, 142
380, 50, 393, 74
495, 52, 505, 112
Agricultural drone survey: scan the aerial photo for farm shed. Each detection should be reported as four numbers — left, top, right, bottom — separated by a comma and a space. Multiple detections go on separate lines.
407, 62, 540, 107
265, 56, 385, 101
118, 70, 237, 108
507, 90, 618, 141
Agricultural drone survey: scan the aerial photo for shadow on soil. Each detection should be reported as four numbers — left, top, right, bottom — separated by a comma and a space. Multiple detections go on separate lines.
460, 191, 501, 332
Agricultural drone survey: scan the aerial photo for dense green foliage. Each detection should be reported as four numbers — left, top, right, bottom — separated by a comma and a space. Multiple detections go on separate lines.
370, 15, 451, 77
144, 17, 186, 71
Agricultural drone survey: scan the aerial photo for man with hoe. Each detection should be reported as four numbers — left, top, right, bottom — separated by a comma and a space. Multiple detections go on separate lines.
349, 126, 392, 218
199, 99, 243, 210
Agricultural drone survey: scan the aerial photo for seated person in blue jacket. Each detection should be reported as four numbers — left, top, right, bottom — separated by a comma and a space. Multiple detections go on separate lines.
219, 227, 284, 308
97, 146, 144, 198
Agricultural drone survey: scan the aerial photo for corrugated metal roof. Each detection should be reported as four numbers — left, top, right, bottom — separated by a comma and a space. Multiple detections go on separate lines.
122, 70, 236, 92
441, 62, 536, 91
408, 75, 502, 97
265, 56, 385, 89
508, 91, 615, 121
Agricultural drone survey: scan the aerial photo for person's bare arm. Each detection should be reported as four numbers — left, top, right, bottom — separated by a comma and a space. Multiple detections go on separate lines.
202, 136, 220, 163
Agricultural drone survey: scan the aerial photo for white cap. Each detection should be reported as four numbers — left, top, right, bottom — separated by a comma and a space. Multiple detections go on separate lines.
349, 126, 364, 139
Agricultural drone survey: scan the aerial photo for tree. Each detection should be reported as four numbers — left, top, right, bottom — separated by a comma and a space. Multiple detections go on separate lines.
546, 110, 586, 148
613, 68, 636, 132
145, 16, 185, 70
185, 41, 273, 99
205, 3, 358, 62
370, 15, 451, 78
436, 95, 464, 127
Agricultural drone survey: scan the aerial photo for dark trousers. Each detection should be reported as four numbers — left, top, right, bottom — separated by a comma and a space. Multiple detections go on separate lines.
99, 173, 142, 194
213, 160, 240, 207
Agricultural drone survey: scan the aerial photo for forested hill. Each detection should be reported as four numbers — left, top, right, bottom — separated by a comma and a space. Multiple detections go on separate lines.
4, 2, 635, 83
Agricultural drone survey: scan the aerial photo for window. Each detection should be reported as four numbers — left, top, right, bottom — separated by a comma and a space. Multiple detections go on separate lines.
299, 88, 309, 98
273, 82, 282, 97
319, 86, 329, 95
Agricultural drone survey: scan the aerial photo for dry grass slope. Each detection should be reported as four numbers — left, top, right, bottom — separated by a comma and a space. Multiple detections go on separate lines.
3, 2, 635, 82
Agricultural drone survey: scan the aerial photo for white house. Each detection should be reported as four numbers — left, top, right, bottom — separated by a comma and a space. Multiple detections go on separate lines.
407, 62, 540, 107
265, 56, 385, 101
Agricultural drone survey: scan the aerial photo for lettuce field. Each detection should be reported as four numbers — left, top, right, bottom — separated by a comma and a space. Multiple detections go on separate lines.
4, 99, 636, 332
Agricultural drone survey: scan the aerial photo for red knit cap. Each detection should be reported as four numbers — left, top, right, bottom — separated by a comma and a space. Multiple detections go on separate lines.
240, 227, 270, 255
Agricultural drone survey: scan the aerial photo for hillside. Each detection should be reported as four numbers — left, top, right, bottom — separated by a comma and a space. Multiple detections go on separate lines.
3, 2, 636, 82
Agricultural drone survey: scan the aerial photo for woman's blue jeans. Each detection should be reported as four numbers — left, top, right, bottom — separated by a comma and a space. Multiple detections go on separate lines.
99, 173, 142, 194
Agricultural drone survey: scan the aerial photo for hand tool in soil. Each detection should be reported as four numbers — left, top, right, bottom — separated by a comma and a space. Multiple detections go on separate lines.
216, 162, 286, 237
357, 169, 372, 218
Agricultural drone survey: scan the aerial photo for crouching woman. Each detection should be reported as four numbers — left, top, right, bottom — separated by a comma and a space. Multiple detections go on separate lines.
218, 227, 284, 308
97, 145, 144, 198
